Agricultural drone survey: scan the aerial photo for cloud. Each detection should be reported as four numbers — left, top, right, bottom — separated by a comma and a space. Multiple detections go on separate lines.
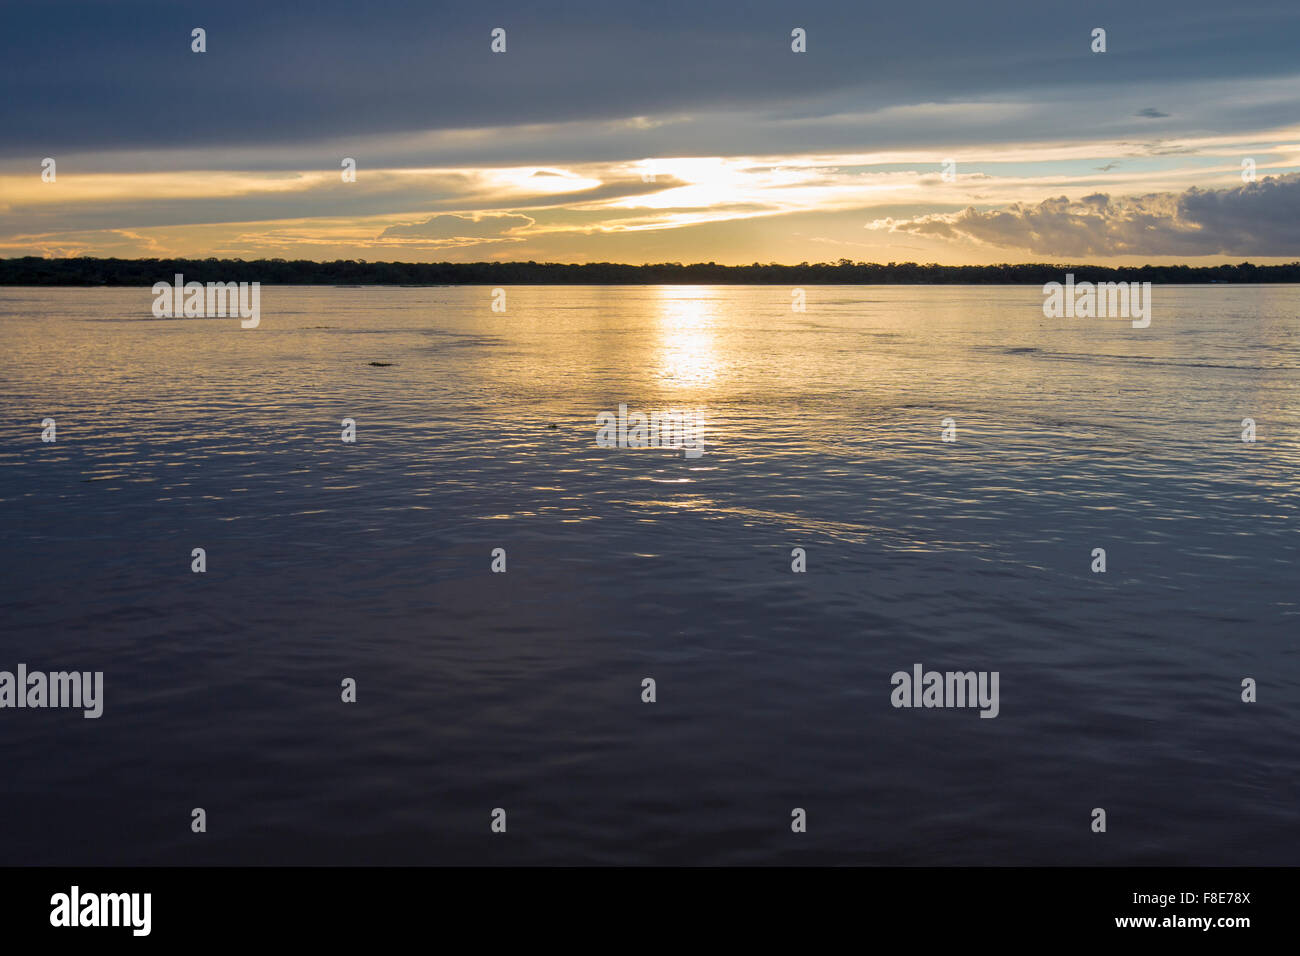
869, 174, 1300, 256
5, 0, 1300, 158
379, 213, 534, 241
1136, 108, 1170, 118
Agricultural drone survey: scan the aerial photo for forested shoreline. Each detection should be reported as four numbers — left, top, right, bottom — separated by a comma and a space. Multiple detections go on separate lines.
4, 256, 1300, 285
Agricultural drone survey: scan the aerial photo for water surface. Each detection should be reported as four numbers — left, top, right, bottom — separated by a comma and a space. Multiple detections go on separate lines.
1, 285, 1296, 865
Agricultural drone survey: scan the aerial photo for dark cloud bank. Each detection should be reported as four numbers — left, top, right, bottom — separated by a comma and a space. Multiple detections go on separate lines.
881, 174, 1300, 256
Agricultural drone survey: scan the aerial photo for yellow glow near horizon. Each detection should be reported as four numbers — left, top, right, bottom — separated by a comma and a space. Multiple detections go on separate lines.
0, 170, 322, 205
5, 120, 1300, 262
480, 167, 604, 195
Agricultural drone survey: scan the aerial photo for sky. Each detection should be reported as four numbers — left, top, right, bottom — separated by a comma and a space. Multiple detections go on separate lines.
2, 0, 1299, 264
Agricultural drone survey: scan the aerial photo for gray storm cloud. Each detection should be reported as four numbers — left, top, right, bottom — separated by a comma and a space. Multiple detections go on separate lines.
5, 0, 1300, 157
876, 174, 1300, 256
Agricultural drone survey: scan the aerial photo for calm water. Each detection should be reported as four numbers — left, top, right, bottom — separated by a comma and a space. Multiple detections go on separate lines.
0, 285, 1296, 865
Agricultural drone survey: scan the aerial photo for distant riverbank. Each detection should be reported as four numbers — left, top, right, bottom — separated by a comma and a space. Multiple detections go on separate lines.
5, 256, 1300, 286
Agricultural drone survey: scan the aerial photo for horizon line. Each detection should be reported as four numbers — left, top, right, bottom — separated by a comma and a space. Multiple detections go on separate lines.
5, 257, 1300, 288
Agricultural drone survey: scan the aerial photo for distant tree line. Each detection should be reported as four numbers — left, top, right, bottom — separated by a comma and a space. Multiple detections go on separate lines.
3, 256, 1300, 285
